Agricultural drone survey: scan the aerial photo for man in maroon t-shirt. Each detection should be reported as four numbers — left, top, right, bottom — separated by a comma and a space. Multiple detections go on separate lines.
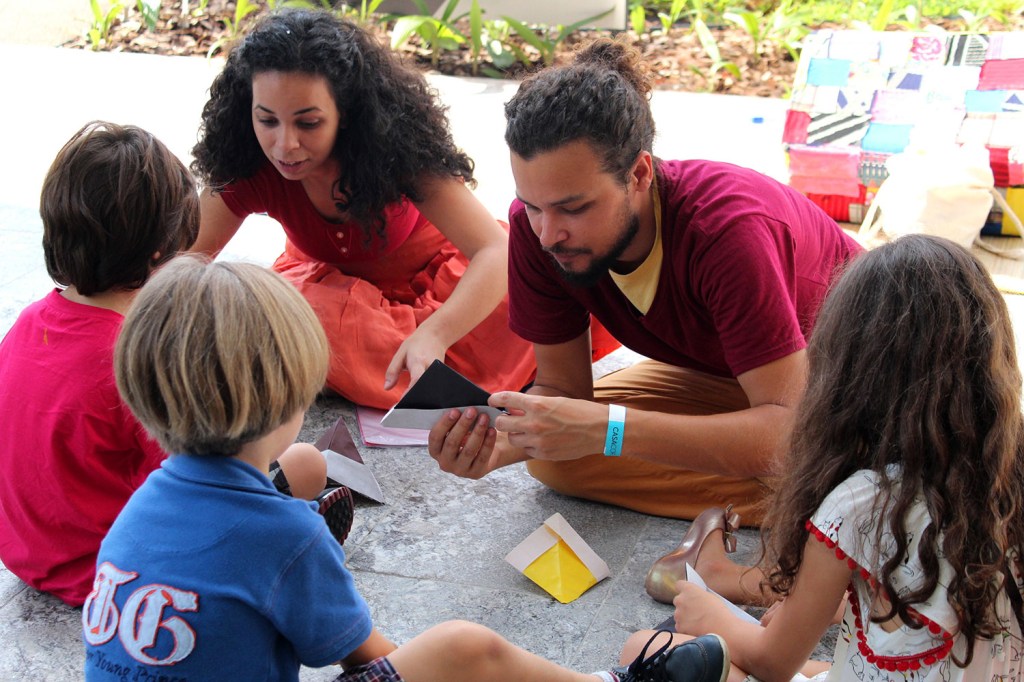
428, 41, 861, 527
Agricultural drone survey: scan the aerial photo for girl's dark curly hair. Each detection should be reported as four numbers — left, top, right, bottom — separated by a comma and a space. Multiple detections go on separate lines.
504, 37, 655, 181
762, 235, 1024, 666
191, 8, 474, 233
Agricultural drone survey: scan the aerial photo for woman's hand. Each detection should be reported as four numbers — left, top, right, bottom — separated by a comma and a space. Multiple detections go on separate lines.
383, 327, 449, 391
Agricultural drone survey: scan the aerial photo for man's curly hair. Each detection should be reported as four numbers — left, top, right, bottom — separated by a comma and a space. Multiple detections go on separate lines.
504, 37, 655, 181
191, 8, 475, 233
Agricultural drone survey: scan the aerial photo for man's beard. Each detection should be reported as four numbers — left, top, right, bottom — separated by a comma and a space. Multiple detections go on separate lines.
545, 209, 640, 288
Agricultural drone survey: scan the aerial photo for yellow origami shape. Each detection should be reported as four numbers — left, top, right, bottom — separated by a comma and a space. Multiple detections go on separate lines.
505, 513, 610, 604
522, 538, 597, 603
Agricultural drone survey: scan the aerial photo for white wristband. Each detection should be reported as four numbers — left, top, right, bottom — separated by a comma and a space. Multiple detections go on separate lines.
603, 404, 625, 456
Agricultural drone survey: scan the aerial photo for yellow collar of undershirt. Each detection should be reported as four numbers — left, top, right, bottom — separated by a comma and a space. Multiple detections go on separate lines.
609, 183, 663, 315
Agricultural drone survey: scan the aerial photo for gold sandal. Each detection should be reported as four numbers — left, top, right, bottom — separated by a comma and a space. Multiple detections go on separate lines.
644, 504, 740, 604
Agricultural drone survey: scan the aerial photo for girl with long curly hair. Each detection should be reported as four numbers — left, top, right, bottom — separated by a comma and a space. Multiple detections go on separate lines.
190, 8, 535, 409
625, 235, 1024, 681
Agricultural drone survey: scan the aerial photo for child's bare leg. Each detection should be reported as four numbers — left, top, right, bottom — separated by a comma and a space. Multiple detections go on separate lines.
274, 442, 326, 500
695, 529, 773, 606
388, 620, 599, 682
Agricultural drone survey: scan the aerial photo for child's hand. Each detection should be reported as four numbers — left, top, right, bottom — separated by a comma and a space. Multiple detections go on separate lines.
672, 580, 735, 635
759, 600, 781, 627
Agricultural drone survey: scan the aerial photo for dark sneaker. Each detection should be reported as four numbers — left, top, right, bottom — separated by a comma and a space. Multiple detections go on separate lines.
605, 630, 729, 682
317, 486, 354, 546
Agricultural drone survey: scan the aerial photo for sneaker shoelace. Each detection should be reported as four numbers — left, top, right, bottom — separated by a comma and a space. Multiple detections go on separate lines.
621, 630, 676, 682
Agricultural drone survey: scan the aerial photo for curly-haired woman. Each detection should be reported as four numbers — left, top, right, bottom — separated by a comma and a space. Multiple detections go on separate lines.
190, 8, 541, 409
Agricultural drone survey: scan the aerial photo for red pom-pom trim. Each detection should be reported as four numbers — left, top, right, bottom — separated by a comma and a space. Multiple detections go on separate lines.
826, 561, 956, 673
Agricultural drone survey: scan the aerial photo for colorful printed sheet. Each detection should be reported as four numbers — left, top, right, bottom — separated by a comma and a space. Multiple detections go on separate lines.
784, 30, 1023, 235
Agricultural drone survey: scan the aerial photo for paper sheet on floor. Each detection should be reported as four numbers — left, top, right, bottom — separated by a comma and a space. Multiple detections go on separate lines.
356, 406, 430, 447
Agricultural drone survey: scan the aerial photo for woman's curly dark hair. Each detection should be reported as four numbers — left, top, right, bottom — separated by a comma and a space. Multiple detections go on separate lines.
762, 235, 1024, 666
191, 8, 475, 233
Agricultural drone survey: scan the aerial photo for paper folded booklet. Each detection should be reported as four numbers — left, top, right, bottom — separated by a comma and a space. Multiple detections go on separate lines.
505, 513, 610, 604
380, 359, 504, 431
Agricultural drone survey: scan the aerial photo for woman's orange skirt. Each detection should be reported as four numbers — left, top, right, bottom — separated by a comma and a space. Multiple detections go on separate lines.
273, 221, 539, 409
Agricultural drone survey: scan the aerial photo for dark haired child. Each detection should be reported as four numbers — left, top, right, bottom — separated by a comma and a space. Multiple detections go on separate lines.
84, 255, 729, 682
0, 121, 331, 607
627, 235, 1024, 681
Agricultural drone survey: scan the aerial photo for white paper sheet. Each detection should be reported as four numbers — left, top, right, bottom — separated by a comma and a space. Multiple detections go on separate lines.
685, 563, 760, 624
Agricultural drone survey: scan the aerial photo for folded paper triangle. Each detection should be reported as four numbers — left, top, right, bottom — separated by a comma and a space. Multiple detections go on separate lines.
314, 417, 386, 504
522, 539, 598, 603
505, 513, 610, 603
380, 359, 504, 430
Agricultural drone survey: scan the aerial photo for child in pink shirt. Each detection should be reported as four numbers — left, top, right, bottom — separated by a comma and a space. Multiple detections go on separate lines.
0, 121, 333, 606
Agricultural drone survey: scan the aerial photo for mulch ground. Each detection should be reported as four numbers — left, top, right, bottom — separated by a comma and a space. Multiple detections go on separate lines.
66, 1, 1023, 98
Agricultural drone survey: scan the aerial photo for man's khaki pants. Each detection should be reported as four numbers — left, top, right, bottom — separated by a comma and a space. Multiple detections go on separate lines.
526, 359, 773, 525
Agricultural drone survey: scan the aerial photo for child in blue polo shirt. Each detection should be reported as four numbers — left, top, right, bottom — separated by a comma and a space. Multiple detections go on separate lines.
82, 255, 729, 682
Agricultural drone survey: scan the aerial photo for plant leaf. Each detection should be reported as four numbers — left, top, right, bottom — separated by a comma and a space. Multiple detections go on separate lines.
556, 5, 614, 38
439, 0, 462, 21
501, 16, 546, 53
470, 0, 483, 53
693, 18, 722, 65
870, 0, 896, 31
391, 15, 431, 48
630, 4, 646, 34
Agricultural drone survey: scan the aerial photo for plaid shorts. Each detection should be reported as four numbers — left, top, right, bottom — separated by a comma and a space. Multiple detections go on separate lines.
267, 460, 291, 496
333, 656, 403, 682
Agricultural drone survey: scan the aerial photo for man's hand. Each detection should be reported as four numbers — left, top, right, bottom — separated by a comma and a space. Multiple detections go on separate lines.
427, 407, 502, 479
489, 391, 608, 461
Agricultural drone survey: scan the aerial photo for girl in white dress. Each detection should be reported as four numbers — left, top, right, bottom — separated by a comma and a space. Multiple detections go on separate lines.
629, 235, 1024, 682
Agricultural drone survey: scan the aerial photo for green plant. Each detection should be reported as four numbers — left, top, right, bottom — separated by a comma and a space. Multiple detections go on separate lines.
468, 0, 483, 74
629, 1, 647, 34
870, 0, 898, 30
88, 0, 123, 51
334, 0, 385, 25
724, 0, 808, 66
136, 0, 160, 30
657, 0, 688, 32
206, 0, 260, 58
390, 0, 468, 67
957, 7, 991, 30
502, 7, 613, 67
689, 18, 740, 91
477, 18, 530, 75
